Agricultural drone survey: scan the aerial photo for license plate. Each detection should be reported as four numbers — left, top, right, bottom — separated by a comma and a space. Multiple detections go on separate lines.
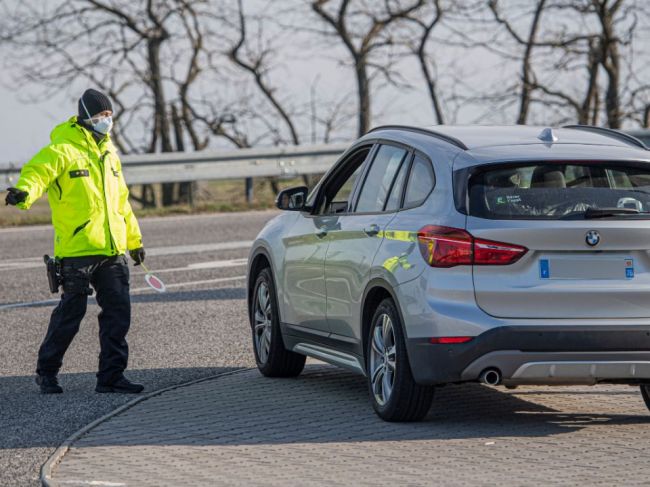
540, 257, 634, 280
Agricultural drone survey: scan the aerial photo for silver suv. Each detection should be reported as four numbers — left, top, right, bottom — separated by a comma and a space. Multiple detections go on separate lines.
247, 125, 650, 421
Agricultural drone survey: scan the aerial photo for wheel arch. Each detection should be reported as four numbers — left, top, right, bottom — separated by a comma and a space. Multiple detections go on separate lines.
248, 246, 275, 322
361, 278, 408, 368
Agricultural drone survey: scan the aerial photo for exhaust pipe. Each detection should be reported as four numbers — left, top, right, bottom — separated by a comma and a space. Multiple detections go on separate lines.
479, 368, 501, 386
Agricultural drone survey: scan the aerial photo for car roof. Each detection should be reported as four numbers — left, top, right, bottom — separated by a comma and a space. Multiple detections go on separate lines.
371, 124, 646, 150
439, 125, 649, 149
363, 124, 650, 167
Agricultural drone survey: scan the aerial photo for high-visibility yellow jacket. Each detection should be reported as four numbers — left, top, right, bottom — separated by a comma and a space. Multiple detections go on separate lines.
15, 116, 142, 258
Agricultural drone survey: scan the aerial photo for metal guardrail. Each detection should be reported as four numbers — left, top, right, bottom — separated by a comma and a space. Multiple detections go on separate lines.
0, 143, 350, 190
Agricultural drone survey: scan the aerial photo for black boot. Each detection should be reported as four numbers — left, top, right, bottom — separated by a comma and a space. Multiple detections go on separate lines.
95, 375, 144, 394
36, 375, 63, 394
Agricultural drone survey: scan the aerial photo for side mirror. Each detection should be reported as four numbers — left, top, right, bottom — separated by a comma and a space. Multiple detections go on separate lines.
276, 186, 308, 211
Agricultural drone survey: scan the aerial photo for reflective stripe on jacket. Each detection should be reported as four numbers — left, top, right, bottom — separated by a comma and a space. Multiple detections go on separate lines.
15, 116, 142, 258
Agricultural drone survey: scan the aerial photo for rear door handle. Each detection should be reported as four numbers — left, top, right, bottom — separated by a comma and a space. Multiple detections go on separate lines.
364, 224, 380, 237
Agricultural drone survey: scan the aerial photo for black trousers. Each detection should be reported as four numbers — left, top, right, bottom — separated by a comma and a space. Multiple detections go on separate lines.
36, 254, 131, 384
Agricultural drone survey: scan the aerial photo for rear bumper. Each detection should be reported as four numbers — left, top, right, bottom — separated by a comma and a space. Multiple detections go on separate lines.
406, 325, 650, 385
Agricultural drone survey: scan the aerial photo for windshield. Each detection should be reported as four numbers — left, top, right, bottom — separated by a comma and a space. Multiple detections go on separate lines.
467, 161, 650, 220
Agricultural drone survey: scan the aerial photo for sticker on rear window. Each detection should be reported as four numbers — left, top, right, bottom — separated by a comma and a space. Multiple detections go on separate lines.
539, 259, 550, 279
495, 195, 522, 205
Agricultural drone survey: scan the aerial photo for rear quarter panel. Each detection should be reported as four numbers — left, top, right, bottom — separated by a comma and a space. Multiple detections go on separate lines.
370, 148, 472, 339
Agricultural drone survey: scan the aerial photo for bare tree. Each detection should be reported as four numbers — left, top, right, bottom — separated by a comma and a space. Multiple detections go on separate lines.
593, 0, 624, 128
489, 0, 548, 124
227, 0, 301, 146
404, 0, 447, 124
310, 0, 425, 136
486, 0, 650, 128
0, 0, 216, 206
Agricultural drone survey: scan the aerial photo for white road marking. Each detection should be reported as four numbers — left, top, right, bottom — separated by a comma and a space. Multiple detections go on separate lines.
137, 209, 276, 225
146, 240, 253, 257
134, 258, 248, 275
0, 275, 247, 311
0, 258, 43, 270
0, 238, 253, 310
0, 209, 277, 234
130, 275, 246, 293
0, 224, 51, 234
0, 241, 253, 271
57, 481, 126, 486
0, 298, 60, 311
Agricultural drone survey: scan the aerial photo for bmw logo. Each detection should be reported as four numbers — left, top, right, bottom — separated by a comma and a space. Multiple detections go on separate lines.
585, 230, 600, 247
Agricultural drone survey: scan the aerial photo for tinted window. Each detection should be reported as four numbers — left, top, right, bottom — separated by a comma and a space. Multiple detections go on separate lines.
404, 154, 434, 207
356, 145, 407, 213
384, 155, 410, 211
467, 162, 650, 219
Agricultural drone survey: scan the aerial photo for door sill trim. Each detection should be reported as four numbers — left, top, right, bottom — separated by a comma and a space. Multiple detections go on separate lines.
293, 342, 366, 376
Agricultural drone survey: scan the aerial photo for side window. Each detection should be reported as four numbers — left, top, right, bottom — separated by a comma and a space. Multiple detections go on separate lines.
317, 147, 371, 215
384, 155, 411, 212
404, 154, 435, 208
332, 165, 363, 206
355, 145, 408, 213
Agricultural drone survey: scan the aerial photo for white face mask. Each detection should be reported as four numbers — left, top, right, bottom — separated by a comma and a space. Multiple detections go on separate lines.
91, 116, 113, 135
81, 98, 113, 135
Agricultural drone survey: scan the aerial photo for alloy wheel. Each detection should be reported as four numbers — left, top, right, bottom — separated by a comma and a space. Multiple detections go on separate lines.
369, 313, 397, 406
254, 281, 272, 364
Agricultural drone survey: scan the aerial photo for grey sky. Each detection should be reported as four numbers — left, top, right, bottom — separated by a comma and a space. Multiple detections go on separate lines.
0, 1, 648, 163
0, 84, 70, 162
0, 36, 496, 161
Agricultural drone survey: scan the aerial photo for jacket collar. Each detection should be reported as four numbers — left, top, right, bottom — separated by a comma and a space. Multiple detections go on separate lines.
70, 116, 110, 154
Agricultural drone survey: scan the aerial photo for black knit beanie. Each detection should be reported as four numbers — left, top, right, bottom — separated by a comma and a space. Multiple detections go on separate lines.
78, 89, 113, 120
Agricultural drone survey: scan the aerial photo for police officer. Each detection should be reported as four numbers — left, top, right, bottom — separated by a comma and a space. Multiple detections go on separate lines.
5, 89, 146, 394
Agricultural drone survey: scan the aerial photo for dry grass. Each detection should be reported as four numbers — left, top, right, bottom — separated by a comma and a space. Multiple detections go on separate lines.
0, 177, 307, 227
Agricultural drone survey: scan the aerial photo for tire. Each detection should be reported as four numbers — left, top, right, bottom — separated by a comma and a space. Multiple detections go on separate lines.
250, 267, 305, 377
641, 385, 650, 412
366, 297, 434, 422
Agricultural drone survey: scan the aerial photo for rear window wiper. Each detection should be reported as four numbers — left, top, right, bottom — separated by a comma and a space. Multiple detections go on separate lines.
558, 207, 644, 220
585, 207, 643, 218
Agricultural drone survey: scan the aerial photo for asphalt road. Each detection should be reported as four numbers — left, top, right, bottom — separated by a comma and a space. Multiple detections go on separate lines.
0, 210, 277, 487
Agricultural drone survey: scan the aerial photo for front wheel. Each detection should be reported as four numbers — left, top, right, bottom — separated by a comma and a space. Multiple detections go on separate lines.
251, 268, 305, 377
641, 385, 650, 412
366, 298, 434, 422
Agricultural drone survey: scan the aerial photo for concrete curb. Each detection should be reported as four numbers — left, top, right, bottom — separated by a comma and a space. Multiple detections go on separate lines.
40, 367, 252, 487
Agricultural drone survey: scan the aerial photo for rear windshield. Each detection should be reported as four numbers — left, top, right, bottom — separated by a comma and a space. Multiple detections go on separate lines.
467, 162, 650, 220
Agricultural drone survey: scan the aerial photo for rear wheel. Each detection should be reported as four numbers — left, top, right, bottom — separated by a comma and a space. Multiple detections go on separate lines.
366, 298, 434, 422
251, 268, 305, 377
641, 385, 650, 412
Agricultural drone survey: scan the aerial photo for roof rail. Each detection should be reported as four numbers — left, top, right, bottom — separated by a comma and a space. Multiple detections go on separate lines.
563, 124, 647, 150
368, 125, 468, 150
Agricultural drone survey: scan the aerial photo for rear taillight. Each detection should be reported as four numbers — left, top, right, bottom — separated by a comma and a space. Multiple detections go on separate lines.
417, 225, 527, 267
417, 226, 473, 267
473, 238, 527, 265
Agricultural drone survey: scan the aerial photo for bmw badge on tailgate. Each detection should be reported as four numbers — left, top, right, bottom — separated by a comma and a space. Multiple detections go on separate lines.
585, 230, 600, 247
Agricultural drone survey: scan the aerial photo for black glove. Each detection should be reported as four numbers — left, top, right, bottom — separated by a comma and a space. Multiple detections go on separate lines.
5, 187, 28, 206
129, 247, 145, 266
